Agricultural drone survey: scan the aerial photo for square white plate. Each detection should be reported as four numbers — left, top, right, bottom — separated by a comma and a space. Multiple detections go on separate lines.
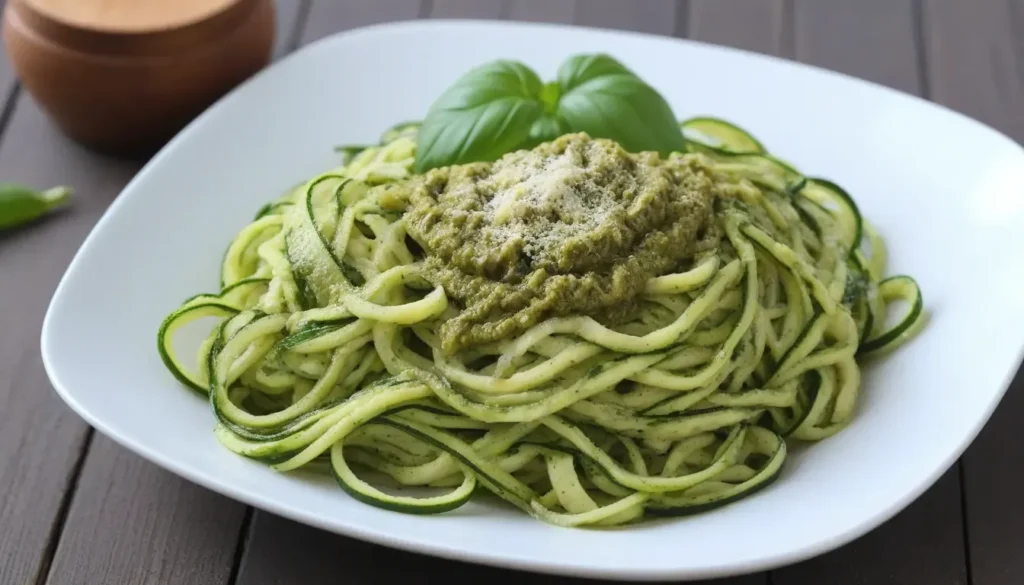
42, 19, 1024, 581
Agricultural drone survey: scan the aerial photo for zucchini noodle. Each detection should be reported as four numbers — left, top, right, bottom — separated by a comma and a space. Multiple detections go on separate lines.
158, 118, 924, 527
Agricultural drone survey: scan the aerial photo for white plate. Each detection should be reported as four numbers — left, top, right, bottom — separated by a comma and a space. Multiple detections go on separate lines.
42, 19, 1024, 581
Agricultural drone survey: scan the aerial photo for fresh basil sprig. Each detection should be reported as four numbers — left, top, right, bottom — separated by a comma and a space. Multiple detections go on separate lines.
414, 54, 684, 172
0, 184, 72, 231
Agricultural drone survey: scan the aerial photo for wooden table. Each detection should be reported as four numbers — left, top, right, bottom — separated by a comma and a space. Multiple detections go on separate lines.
2, 1, 1021, 583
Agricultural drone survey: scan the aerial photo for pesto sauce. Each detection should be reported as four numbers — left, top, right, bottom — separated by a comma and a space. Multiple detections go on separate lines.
379, 133, 719, 353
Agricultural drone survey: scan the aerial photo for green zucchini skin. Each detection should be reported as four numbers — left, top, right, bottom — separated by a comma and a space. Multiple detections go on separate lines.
681, 116, 766, 154
859, 276, 924, 356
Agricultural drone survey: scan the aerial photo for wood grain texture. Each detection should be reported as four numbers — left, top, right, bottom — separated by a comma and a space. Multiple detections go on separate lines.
44, 436, 248, 585
506, 0, 575, 23
794, 0, 921, 94
0, 0, 16, 100
773, 472, 967, 585
1, 2, 313, 582
236, 513, 764, 585
687, 0, 787, 55
0, 93, 136, 584
923, 0, 1024, 141
573, 0, 682, 37
774, 3, 968, 582
271, 0, 310, 58
923, 3, 1024, 584
0, 96, 249, 585
299, 0, 423, 44
427, 0, 505, 19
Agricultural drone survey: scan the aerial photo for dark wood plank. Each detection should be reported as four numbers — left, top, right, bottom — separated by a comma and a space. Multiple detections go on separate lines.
506, 0, 576, 24
773, 3, 968, 582
923, 3, 1024, 584
961, 385, 1024, 584
18, 5, 316, 584
300, 0, 424, 44
0, 87, 136, 583
573, 0, 682, 37
774, 472, 967, 585
924, 0, 1024, 141
0, 90, 248, 585
0, 1, 16, 99
237, 513, 764, 585
687, 0, 788, 55
427, 0, 505, 19
794, 0, 921, 94
44, 437, 247, 585
272, 0, 311, 58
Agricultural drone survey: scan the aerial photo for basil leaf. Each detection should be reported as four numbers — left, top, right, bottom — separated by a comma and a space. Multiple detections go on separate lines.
415, 61, 545, 172
528, 115, 569, 147
555, 54, 684, 156
414, 54, 685, 171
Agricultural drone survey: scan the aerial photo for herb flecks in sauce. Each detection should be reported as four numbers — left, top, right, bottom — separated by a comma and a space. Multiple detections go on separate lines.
380, 133, 718, 353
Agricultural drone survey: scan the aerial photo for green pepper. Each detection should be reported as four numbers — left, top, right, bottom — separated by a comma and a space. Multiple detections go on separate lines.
0, 184, 72, 230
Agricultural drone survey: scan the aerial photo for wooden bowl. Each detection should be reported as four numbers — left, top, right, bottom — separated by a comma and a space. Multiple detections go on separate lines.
2, 0, 275, 154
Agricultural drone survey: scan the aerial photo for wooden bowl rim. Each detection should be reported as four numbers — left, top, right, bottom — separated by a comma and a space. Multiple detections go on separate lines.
5, 0, 267, 56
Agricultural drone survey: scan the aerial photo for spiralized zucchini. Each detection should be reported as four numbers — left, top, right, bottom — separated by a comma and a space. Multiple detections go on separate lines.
157, 119, 924, 527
